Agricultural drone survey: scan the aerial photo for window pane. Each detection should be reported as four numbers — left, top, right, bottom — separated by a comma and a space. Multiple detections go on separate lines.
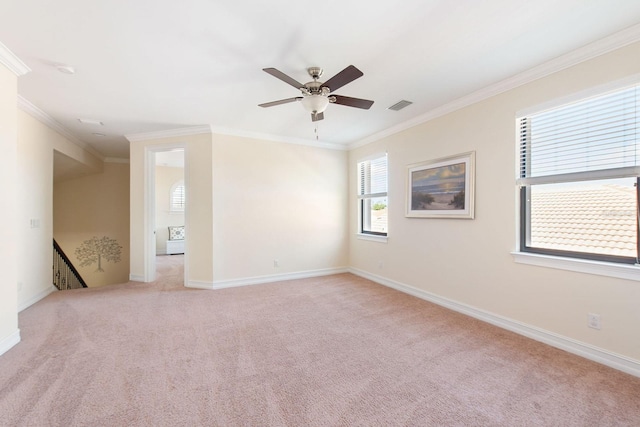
358, 154, 388, 236
171, 184, 185, 210
528, 178, 637, 257
363, 197, 387, 234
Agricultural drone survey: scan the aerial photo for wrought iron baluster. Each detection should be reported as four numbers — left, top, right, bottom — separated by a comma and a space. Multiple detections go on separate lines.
53, 239, 88, 290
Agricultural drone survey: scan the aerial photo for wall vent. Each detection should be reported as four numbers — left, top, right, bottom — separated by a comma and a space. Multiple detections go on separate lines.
387, 100, 413, 111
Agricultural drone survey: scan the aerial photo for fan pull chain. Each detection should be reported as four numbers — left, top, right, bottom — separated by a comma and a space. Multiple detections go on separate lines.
314, 123, 319, 140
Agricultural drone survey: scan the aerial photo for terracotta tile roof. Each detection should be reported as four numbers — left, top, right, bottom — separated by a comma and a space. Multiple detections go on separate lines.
530, 185, 637, 257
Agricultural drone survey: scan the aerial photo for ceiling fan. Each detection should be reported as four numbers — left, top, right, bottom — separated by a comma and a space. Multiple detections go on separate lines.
258, 65, 374, 122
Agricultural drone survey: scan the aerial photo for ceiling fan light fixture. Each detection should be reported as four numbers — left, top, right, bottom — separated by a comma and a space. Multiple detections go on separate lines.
301, 94, 330, 114
260, 65, 372, 122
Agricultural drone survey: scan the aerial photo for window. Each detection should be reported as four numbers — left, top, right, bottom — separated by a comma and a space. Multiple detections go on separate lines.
358, 154, 388, 236
518, 84, 640, 264
170, 181, 185, 212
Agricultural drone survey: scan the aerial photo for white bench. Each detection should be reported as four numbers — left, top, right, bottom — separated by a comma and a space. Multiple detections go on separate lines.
166, 239, 184, 255
166, 226, 185, 255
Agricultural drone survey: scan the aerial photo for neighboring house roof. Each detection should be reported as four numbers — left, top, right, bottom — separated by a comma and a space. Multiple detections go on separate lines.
371, 208, 387, 233
531, 184, 637, 257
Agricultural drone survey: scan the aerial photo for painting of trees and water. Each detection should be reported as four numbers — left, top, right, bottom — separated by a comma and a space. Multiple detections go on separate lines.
411, 162, 466, 210
407, 151, 475, 219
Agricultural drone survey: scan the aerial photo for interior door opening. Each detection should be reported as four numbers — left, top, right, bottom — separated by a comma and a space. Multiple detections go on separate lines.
145, 145, 187, 284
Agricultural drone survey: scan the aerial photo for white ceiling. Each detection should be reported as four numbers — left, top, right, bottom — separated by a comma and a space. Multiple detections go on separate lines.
2, 0, 640, 159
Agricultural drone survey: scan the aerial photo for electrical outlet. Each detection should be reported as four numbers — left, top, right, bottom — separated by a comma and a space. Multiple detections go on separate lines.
587, 313, 602, 330
377, 261, 383, 269
273, 260, 279, 268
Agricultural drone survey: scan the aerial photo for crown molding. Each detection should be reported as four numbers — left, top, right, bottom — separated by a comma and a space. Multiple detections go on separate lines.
125, 125, 213, 142
17, 95, 105, 161
349, 23, 640, 150
0, 42, 30, 76
209, 125, 348, 151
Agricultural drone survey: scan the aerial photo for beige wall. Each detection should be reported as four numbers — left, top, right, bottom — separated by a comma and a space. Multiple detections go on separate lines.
155, 165, 185, 254
129, 132, 348, 286
185, 134, 214, 284
52, 135, 102, 174
0, 62, 19, 351
54, 162, 130, 287
211, 134, 348, 282
16, 111, 54, 308
349, 41, 640, 362
16, 110, 105, 304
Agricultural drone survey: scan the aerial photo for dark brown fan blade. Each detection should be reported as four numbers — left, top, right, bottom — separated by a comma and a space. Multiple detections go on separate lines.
311, 112, 324, 122
262, 68, 304, 89
322, 65, 363, 92
258, 97, 302, 108
331, 95, 374, 109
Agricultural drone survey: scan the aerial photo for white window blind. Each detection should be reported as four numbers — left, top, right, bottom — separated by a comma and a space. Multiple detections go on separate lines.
171, 183, 185, 211
358, 155, 388, 198
518, 85, 640, 186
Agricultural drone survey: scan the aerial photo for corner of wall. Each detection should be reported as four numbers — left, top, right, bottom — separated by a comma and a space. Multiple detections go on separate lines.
0, 329, 20, 357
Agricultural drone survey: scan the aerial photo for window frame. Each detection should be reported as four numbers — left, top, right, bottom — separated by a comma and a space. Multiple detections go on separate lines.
357, 153, 388, 240
516, 76, 640, 268
518, 184, 639, 265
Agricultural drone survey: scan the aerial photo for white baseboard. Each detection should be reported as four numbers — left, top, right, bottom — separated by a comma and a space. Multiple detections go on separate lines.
0, 329, 20, 357
349, 267, 640, 378
18, 285, 57, 312
186, 280, 215, 290
129, 274, 145, 282
210, 267, 349, 290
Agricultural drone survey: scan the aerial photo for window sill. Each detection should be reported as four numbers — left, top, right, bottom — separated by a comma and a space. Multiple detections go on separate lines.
356, 233, 388, 243
511, 251, 640, 282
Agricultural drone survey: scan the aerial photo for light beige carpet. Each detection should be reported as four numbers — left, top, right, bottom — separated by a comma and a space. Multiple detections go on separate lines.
1, 255, 639, 426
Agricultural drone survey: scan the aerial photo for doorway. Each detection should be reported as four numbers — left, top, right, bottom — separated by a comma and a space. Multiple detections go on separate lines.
144, 144, 187, 284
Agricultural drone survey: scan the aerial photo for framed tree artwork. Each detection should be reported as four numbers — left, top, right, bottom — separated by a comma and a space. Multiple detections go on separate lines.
406, 151, 475, 219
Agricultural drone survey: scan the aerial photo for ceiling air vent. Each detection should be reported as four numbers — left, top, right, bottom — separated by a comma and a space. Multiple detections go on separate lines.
387, 100, 413, 111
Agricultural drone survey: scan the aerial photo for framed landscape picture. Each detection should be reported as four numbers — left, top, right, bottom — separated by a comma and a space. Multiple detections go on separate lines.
406, 151, 475, 219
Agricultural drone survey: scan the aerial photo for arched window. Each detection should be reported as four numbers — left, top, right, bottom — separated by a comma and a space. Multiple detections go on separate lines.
170, 180, 185, 212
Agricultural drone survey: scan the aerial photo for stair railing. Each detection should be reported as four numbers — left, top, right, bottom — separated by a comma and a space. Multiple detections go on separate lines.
53, 239, 88, 290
